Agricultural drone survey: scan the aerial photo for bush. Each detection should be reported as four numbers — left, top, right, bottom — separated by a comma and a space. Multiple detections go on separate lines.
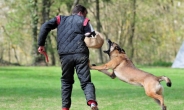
148, 61, 172, 67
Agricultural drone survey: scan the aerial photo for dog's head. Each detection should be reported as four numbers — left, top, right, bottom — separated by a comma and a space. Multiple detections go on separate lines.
103, 39, 125, 56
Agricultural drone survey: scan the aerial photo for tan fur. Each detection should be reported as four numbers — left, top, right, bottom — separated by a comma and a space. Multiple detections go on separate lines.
89, 41, 171, 110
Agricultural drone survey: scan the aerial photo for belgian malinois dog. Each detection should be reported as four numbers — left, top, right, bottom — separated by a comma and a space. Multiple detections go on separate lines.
89, 39, 172, 110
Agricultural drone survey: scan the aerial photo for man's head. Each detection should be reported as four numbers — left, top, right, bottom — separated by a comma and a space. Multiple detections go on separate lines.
72, 4, 88, 17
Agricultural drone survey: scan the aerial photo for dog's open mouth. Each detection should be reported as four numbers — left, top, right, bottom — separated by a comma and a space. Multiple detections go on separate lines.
103, 39, 112, 56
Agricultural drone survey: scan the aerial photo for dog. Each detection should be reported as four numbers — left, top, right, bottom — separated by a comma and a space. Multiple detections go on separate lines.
89, 39, 172, 110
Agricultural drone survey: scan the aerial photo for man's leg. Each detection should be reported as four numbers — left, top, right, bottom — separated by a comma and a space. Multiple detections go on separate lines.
74, 54, 98, 108
60, 55, 75, 109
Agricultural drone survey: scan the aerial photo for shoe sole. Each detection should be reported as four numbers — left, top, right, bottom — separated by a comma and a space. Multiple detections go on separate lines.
91, 107, 98, 110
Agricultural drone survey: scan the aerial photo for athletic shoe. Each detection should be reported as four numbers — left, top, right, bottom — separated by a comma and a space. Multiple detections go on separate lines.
91, 103, 99, 110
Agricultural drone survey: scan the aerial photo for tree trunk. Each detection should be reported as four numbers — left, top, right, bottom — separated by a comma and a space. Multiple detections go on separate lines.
70, 0, 79, 14
95, 0, 103, 63
2, 26, 12, 64
42, 0, 56, 65
30, 0, 39, 66
129, 0, 136, 60
12, 46, 19, 64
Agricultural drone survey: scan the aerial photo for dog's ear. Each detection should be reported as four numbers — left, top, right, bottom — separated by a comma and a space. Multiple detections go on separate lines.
115, 46, 126, 54
115, 46, 121, 52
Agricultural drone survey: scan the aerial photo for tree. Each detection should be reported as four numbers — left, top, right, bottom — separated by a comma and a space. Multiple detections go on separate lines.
41, 0, 56, 66
95, 0, 104, 63
29, 0, 39, 66
128, 0, 136, 59
1, 0, 184, 66
70, 0, 80, 13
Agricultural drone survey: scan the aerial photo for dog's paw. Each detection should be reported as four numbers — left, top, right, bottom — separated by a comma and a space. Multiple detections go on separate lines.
92, 64, 96, 66
110, 73, 116, 79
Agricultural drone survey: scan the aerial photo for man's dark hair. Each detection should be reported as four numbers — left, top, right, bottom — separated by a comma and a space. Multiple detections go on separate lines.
72, 4, 87, 14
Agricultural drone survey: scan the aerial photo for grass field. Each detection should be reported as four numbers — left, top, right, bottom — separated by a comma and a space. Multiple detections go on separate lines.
0, 66, 184, 110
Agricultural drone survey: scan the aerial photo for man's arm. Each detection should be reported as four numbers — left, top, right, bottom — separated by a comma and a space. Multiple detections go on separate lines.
38, 17, 58, 46
37, 17, 58, 62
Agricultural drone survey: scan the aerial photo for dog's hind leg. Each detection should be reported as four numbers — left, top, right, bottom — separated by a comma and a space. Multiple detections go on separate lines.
153, 87, 163, 105
154, 98, 160, 105
146, 92, 166, 110
145, 88, 166, 110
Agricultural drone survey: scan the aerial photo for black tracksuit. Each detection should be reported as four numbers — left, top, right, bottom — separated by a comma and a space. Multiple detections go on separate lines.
38, 15, 97, 108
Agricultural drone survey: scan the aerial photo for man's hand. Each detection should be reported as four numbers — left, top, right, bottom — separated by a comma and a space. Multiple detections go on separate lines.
90, 31, 96, 36
38, 46, 49, 62
85, 31, 96, 37
38, 46, 45, 54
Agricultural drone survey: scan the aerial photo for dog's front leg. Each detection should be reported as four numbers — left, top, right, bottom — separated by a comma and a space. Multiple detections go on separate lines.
90, 64, 108, 70
90, 60, 117, 79
99, 69, 116, 79
90, 60, 117, 70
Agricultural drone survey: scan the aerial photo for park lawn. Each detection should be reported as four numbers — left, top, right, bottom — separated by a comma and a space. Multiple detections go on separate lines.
0, 66, 184, 110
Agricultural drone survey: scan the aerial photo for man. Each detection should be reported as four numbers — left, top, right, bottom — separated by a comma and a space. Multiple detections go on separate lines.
38, 4, 98, 110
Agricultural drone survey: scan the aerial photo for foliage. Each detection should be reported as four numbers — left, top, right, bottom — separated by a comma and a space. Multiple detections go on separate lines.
147, 61, 172, 67
0, 0, 184, 65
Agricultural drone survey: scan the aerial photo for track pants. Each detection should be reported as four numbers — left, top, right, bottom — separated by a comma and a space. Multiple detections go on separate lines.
60, 53, 96, 108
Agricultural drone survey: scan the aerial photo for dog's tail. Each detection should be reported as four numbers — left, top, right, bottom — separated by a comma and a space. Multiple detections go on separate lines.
158, 76, 172, 87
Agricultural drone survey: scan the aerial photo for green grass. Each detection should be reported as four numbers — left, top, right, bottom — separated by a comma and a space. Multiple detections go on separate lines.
0, 66, 184, 110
